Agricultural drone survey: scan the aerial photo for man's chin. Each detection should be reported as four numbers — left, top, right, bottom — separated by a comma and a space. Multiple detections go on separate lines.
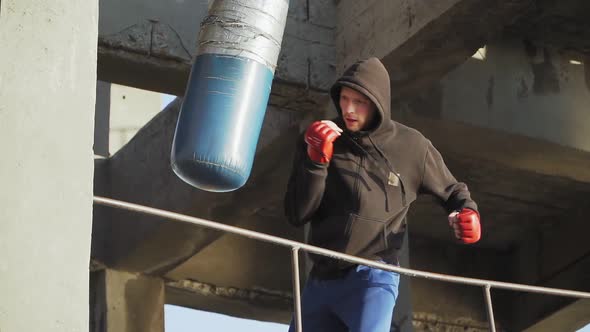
346, 126, 360, 132
344, 122, 359, 132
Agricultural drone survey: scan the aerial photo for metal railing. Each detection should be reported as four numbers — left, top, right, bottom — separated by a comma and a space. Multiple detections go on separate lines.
93, 196, 590, 332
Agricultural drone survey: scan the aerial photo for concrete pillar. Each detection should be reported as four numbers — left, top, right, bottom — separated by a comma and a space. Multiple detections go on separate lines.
95, 81, 111, 157
91, 269, 165, 332
0, 1, 97, 332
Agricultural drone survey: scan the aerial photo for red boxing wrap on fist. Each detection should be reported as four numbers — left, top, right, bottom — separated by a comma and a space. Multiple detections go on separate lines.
453, 208, 481, 244
304, 121, 340, 164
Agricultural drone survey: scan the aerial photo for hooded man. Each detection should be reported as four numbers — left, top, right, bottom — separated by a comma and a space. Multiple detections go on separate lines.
284, 57, 481, 332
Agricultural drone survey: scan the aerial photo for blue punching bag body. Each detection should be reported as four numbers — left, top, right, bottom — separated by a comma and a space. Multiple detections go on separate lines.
171, 0, 289, 192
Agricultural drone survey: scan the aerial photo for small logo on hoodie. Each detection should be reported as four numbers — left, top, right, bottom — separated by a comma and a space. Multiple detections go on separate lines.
388, 172, 399, 187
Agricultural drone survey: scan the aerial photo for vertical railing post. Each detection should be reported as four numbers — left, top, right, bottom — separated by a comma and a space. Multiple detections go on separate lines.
291, 247, 303, 332
483, 284, 497, 332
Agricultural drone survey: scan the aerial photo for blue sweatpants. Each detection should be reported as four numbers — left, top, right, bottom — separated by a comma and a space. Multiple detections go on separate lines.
288, 264, 400, 332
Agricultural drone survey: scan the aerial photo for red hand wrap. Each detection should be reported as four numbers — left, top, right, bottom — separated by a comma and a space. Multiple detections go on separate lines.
304, 121, 339, 164
455, 208, 481, 244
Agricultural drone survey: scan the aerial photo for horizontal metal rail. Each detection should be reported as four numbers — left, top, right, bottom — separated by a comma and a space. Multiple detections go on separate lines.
94, 196, 590, 298
94, 196, 590, 331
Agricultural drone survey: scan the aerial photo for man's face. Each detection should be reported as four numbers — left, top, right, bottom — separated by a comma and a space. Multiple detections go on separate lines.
339, 86, 377, 132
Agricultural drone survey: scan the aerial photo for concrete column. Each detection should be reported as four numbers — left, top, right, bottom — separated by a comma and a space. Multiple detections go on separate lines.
95, 81, 111, 157
0, 1, 97, 332
91, 269, 165, 332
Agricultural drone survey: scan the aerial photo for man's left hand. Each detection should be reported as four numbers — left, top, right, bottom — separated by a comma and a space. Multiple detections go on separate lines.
448, 209, 481, 244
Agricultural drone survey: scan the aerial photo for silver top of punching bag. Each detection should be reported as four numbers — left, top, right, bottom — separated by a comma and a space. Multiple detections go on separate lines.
198, 0, 289, 73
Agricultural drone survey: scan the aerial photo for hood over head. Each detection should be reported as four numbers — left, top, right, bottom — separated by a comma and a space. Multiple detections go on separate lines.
330, 57, 393, 136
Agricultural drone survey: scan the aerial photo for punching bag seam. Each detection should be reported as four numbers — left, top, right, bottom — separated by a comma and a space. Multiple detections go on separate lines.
193, 159, 245, 177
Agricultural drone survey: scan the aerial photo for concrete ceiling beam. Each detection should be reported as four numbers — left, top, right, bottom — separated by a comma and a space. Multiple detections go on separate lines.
96, 0, 337, 95
91, 87, 324, 275
335, 0, 535, 99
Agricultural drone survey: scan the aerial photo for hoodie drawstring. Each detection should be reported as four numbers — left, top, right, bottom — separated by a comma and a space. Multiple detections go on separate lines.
342, 132, 407, 211
367, 135, 409, 237
367, 135, 407, 207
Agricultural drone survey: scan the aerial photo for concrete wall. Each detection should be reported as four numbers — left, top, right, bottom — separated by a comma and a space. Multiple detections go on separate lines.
91, 269, 165, 332
95, 81, 112, 156
440, 40, 590, 152
94, 81, 168, 156
98, 0, 336, 94
335, 0, 459, 71
0, 1, 97, 332
109, 84, 162, 154
278, 0, 336, 91
99, 0, 208, 61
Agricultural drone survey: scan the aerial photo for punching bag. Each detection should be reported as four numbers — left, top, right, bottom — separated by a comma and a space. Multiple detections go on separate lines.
171, 0, 289, 192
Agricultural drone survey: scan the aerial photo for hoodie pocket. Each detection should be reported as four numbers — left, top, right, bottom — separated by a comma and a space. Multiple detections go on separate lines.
344, 213, 388, 256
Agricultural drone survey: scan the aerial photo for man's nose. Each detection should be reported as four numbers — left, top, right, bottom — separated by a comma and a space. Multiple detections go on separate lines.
344, 105, 355, 114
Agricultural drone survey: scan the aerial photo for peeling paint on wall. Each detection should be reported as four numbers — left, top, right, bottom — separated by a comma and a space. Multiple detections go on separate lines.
412, 312, 490, 332
486, 76, 495, 108
523, 41, 560, 95
406, 2, 415, 28
167, 279, 293, 306
517, 77, 529, 100
100, 20, 192, 61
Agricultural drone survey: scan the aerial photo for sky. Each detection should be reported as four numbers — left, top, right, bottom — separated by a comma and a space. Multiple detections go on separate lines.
165, 305, 288, 332
165, 304, 590, 332
162, 94, 176, 109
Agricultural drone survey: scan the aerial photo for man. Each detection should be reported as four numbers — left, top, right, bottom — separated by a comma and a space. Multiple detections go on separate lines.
284, 57, 481, 332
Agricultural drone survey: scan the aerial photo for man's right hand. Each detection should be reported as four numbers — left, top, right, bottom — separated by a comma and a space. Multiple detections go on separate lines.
448, 209, 481, 244
304, 121, 342, 164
